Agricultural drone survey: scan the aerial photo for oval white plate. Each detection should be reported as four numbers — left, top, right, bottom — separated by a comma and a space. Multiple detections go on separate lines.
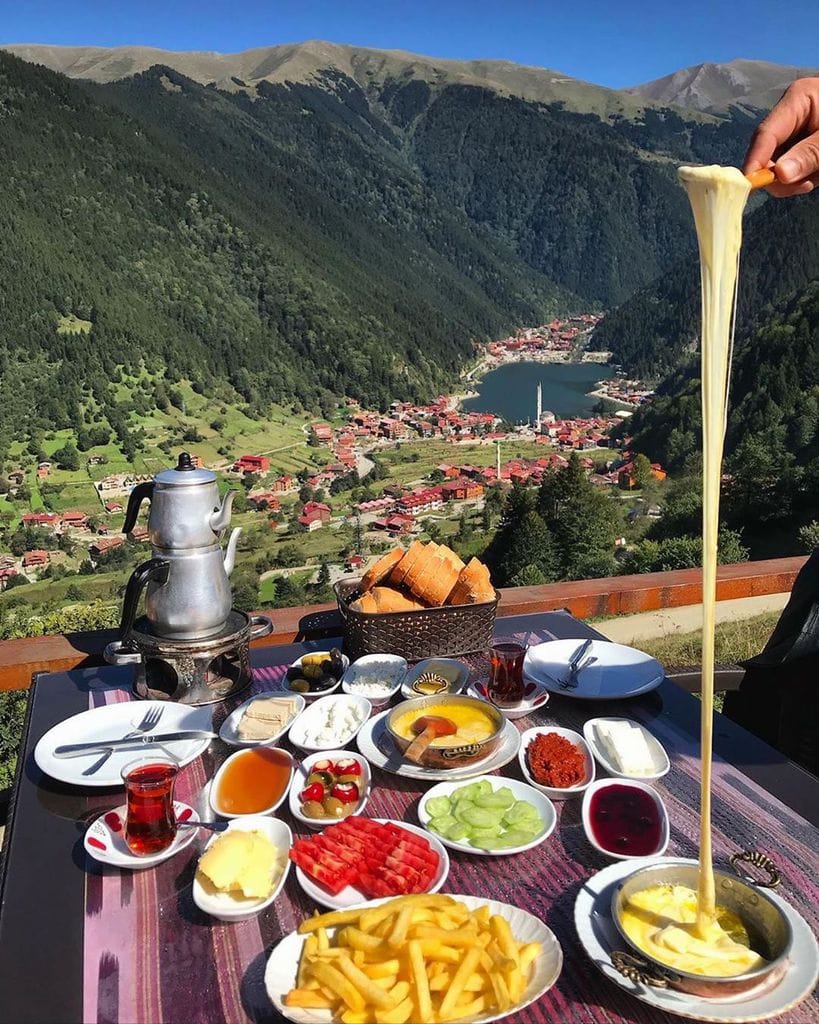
418, 775, 556, 856
193, 816, 292, 922
265, 892, 563, 1023
288, 694, 372, 752
210, 747, 294, 818
400, 657, 470, 700
583, 716, 670, 781
340, 654, 407, 703
524, 639, 664, 699
288, 750, 372, 829
219, 692, 306, 747
84, 801, 199, 869
35, 700, 213, 788
575, 856, 819, 1023
518, 726, 596, 800
581, 778, 670, 860
356, 708, 521, 781
283, 652, 350, 701
467, 680, 550, 720
294, 818, 450, 909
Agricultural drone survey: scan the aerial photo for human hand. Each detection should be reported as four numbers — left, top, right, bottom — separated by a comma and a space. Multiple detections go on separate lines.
743, 77, 819, 196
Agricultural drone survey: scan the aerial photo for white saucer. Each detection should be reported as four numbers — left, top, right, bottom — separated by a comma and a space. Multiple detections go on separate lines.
356, 708, 521, 781
574, 856, 819, 1022
84, 801, 199, 869
293, 819, 449, 909
466, 681, 550, 720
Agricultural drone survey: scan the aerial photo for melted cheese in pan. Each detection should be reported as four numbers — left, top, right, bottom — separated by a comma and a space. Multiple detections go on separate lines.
621, 884, 764, 977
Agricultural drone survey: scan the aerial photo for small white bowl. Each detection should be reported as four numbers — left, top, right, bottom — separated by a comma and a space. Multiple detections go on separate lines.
341, 655, 407, 704
582, 717, 670, 781
285, 651, 350, 701
518, 726, 595, 800
210, 747, 294, 819
219, 692, 306, 747
417, 775, 556, 856
288, 694, 372, 752
400, 658, 470, 700
581, 778, 670, 861
193, 816, 292, 922
288, 750, 372, 830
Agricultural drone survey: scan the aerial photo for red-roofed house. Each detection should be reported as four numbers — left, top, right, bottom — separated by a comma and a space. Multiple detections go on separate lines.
272, 475, 293, 493
0, 567, 18, 588
311, 423, 334, 444
21, 512, 59, 528
233, 454, 270, 475
441, 479, 485, 501
90, 537, 125, 559
60, 511, 89, 530
23, 549, 49, 569
104, 501, 123, 514
345, 554, 365, 572
248, 492, 281, 512
298, 501, 332, 530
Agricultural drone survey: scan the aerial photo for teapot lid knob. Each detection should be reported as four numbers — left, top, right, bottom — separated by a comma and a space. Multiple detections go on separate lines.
176, 452, 195, 472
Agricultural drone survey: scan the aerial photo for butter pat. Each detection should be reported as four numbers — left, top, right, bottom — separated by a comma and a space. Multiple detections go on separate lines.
197, 829, 278, 899
595, 720, 655, 775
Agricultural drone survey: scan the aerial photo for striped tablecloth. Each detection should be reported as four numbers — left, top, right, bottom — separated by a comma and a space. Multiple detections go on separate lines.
80, 636, 819, 1024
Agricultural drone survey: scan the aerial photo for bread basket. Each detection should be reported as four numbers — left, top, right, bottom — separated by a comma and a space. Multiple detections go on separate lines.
334, 579, 499, 661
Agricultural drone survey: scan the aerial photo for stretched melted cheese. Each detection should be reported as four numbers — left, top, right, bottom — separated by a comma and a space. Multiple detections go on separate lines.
621, 885, 764, 977
678, 165, 751, 933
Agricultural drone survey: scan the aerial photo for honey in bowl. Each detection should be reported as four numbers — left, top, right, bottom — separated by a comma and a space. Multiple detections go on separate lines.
215, 748, 292, 815
390, 702, 497, 747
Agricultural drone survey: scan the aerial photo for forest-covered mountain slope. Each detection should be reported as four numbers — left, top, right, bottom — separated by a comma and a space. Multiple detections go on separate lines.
592, 193, 819, 376
0, 43, 751, 459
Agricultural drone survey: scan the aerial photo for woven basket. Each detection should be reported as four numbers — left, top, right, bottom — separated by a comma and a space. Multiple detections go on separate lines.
334, 579, 499, 662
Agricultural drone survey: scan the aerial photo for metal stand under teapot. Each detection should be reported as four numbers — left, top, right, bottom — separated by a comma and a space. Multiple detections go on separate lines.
104, 453, 272, 704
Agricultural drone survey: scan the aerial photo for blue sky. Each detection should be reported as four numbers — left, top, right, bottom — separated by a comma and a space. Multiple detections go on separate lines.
1, 0, 816, 89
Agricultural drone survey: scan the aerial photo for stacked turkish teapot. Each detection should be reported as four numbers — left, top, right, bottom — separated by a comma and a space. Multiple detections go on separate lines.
119, 453, 241, 640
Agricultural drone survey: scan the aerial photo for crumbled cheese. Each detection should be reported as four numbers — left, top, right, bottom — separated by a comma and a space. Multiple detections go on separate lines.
301, 698, 367, 747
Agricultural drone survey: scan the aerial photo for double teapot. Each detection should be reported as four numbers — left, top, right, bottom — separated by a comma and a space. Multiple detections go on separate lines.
121, 453, 241, 640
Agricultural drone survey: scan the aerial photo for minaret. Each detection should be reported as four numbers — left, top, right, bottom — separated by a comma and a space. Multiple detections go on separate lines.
496, 440, 501, 478
536, 382, 542, 426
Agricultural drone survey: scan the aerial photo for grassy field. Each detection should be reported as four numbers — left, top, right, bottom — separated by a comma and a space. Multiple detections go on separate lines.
636, 611, 779, 669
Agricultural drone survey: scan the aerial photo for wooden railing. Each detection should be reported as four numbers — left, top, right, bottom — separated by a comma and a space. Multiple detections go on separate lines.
0, 556, 804, 691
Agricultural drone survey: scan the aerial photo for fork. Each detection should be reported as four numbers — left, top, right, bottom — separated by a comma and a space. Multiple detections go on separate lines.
82, 706, 165, 776
559, 640, 594, 690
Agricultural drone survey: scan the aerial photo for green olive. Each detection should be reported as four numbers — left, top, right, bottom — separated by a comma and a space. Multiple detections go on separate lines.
301, 801, 326, 819
322, 797, 346, 818
288, 677, 310, 693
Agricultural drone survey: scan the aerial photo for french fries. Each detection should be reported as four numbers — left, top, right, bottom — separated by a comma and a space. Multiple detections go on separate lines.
284, 894, 541, 1022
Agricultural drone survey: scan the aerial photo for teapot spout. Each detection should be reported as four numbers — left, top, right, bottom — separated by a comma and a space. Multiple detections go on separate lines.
223, 527, 241, 577
209, 489, 237, 535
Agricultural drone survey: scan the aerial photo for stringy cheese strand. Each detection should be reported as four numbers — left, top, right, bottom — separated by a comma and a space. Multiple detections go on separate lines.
678, 165, 751, 933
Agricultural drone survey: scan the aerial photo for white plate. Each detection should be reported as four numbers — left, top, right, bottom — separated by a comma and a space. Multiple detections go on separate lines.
581, 778, 670, 860
340, 654, 407, 703
288, 750, 372, 829
418, 775, 556, 856
583, 716, 670, 781
293, 818, 450, 909
356, 708, 521, 781
210, 747, 294, 818
34, 701, 213, 788
193, 816, 292, 922
524, 639, 664, 700
574, 857, 819, 1022
400, 657, 470, 700
284, 651, 350, 701
288, 694, 372, 752
219, 692, 306, 747
518, 726, 596, 799
265, 892, 563, 1023
84, 801, 199, 869
467, 680, 550, 720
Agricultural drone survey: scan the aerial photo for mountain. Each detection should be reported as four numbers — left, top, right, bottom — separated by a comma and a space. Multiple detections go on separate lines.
627, 59, 819, 115
3, 39, 711, 120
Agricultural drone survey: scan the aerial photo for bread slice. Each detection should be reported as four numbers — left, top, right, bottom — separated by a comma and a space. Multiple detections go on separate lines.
349, 586, 426, 613
389, 539, 425, 587
409, 547, 463, 606
402, 542, 439, 597
447, 557, 495, 605
359, 548, 403, 592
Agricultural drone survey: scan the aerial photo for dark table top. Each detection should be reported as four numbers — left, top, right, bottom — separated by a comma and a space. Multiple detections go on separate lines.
1, 611, 817, 1024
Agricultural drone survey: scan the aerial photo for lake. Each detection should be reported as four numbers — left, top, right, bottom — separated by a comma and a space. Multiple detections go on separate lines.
462, 361, 615, 421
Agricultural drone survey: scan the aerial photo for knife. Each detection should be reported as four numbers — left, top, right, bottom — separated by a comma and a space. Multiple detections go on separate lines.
53, 730, 216, 757
561, 639, 594, 689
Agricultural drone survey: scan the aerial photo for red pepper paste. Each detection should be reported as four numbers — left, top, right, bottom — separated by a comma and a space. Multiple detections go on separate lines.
526, 732, 585, 788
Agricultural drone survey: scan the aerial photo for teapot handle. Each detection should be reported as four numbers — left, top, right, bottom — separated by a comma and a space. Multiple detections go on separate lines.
119, 558, 170, 639
123, 482, 155, 534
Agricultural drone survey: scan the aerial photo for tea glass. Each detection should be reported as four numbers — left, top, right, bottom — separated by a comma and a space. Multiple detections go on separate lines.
487, 640, 526, 708
121, 756, 179, 856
